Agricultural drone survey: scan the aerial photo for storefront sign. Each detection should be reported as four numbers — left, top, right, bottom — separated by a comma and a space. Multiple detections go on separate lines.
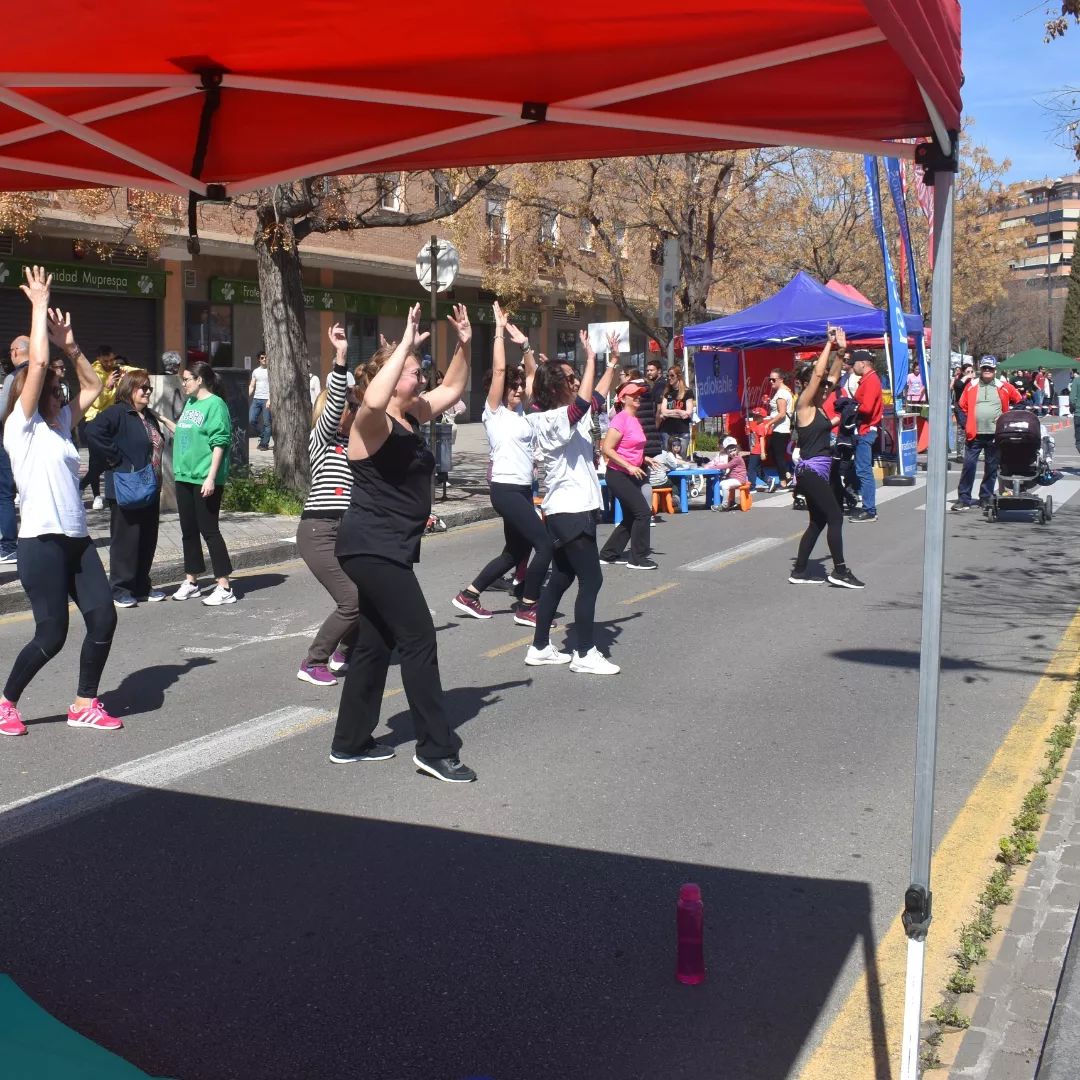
0, 258, 166, 299
210, 276, 542, 327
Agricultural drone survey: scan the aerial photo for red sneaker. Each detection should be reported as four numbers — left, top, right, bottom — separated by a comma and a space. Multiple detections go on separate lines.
452, 591, 493, 620
513, 605, 557, 630
66, 699, 123, 732
0, 699, 27, 736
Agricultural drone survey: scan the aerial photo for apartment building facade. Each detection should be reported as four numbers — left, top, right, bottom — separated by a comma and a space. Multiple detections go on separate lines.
0, 183, 647, 421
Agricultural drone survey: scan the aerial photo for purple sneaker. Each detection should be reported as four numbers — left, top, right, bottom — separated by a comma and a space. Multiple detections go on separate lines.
328, 650, 349, 673
297, 662, 337, 687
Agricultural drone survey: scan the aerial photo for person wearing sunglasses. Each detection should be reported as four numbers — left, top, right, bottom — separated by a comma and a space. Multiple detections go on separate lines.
295, 323, 363, 687
763, 369, 794, 487
85, 367, 171, 608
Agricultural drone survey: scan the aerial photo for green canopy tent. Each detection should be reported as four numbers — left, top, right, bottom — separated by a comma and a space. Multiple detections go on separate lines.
998, 347, 1076, 372
0, 975, 170, 1079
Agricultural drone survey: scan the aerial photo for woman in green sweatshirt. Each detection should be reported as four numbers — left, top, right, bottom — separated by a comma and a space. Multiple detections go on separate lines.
172, 361, 236, 606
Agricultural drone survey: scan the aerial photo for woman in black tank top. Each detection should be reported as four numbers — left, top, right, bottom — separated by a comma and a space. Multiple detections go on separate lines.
329, 303, 477, 783
790, 328, 865, 589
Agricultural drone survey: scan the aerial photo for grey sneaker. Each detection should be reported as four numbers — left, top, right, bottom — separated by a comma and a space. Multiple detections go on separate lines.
413, 754, 477, 783
329, 744, 395, 764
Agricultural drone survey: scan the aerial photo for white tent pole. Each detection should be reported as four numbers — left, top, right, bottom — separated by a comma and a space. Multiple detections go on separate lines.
899, 160, 956, 1080
0, 153, 183, 193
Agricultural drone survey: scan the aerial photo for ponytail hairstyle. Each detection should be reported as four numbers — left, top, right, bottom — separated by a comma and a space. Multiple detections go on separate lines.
188, 360, 225, 399
532, 359, 573, 412
482, 365, 525, 400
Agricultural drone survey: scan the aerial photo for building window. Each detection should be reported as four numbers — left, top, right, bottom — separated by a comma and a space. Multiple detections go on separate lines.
346, 314, 379, 367
579, 220, 595, 252
185, 302, 234, 367
378, 173, 403, 212
556, 329, 578, 365
486, 196, 509, 266
613, 222, 627, 258
434, 174, 453, 210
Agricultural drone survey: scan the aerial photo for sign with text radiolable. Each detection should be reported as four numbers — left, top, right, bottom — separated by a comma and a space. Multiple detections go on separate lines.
0, 258, 166, 299
694, 350, 741, 417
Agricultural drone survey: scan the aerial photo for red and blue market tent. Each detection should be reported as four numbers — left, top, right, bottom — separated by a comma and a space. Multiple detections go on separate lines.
0, 4, 962, 1078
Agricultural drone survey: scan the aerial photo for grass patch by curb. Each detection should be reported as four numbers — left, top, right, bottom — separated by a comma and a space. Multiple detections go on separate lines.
919, 680, 1080, 1070
221, 468, 304, 516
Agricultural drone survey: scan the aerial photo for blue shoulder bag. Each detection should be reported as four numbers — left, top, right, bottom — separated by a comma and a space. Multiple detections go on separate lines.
112, 463, 158, 509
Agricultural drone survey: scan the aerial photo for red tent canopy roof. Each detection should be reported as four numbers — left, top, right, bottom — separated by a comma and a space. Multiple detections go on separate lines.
825, 279, 876, 306
0, 1, 961, 196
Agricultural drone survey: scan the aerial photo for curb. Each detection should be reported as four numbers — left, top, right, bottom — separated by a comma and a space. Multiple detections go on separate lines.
0, 504, 499, 617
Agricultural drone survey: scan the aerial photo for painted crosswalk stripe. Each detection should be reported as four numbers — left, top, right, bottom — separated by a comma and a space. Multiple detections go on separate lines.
681, 537, 785, 572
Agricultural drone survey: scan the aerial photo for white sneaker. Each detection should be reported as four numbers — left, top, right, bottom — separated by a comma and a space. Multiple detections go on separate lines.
569, 647, 620, 676
92, 495, 105, 510
524, 644, 572, 666
202, 585, 237, 606
146, 589, 167, 602
171, 580, 202, 601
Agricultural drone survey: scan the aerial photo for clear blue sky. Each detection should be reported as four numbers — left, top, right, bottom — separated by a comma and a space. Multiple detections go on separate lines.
962, 3, 1078, 183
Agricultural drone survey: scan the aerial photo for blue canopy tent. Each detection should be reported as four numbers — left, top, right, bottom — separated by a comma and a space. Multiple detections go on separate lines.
683, 270, 922, 349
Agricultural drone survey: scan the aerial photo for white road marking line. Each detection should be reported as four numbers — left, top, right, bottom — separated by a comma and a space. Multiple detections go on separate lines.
182, 625, 321, 654
754, 475, 927, 509
681, 537, 785, 572
0, 706, 328, 848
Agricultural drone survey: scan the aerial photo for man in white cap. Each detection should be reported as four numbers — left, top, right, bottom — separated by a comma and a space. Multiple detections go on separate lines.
952, 355, 1022, 511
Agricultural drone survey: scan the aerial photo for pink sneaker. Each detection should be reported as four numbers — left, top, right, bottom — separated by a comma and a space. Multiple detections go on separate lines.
0, 699, 27, 736
66, 699, 123, 731
297, 661, 337, 687
328, 650, 349, 673
513, 605, 557, 630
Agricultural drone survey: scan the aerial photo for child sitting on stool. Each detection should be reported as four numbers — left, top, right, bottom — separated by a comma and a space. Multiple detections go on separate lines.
705, 436, 749, 511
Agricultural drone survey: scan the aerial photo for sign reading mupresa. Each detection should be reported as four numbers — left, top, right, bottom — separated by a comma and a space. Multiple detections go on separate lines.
0, 257, 166, 299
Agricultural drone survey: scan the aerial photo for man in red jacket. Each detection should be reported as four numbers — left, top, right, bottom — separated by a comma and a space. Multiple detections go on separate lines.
849, 349, 883, 522
952, 355, 1023, 511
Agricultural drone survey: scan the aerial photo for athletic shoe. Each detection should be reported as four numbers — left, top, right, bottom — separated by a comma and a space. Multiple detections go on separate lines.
828, 566, 866, 590
146, 589, 167, 603
626, 559, 659, 571
452, 591, 493, 619
329, 743, 395, 764
413, 754, 477, 783
202, 585, 237, 606
0, 550, 16, 565
950, 502, 974, 512
512, 605, 557, 630
113, 594, 138, 609
649, 519, 657, 528
788, 568, 826, 585
92, 495, 105, 510
569, 647, 621, 676
172, 580, 202, 601
66, 699, 123, 731
849, 510, 877, 523
709, 503, 736, 512
767, 478, 779, 493
328, 650, 349, 673
0, 700, 27, 737
525, 644, 572, 666
297, 662, 337, 687
599, 555, 628, 566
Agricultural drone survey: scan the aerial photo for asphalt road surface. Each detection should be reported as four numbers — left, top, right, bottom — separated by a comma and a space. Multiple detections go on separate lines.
1, 445, 1078, 1080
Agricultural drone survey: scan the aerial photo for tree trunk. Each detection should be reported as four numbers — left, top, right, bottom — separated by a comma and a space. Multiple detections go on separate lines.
254, 217, 311, 492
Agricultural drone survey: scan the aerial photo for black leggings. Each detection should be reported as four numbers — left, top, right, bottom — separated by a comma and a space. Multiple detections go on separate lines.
768, 431, 791, 482
333, 554, 460, 761
175, 481, 232, 580
599, 468, 651, 564
4, 534, 117, 702
794, 466, 845, 570
532, 527, 604, 653
470, 483, 553, 601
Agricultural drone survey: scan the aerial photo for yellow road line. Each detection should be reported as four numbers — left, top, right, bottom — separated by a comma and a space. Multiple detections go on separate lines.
485, 633, 533, 659
798, 604, 1080, 1080
620, 581, 679, 605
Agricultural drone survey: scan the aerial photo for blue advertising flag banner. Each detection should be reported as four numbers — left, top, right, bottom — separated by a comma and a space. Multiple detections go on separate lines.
885, 157, 928, 390
863, 156, 910, 404
694, 350, 741, 417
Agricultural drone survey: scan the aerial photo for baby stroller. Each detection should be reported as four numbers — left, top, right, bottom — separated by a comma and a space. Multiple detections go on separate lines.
985, 409, 1053, 524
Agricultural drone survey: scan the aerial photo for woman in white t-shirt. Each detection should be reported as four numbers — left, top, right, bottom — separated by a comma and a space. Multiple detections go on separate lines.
452, 303, 552, 625
524, 329, 620, 676
0, 266, 123, 738
764, 368, 795, 487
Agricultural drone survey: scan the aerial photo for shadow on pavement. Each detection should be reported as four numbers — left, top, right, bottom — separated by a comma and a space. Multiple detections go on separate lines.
382, 680, 531, 748
0, 786, 890, 1080
107, 657, 216, 718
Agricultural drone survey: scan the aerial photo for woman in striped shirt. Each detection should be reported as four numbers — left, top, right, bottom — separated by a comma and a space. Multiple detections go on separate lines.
296, 323, 361, 686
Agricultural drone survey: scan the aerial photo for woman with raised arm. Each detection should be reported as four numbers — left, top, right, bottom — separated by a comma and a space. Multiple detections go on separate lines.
452, 302, 553, 625
295, 322, 362, 687
788, 327, 864, 590
525, 328, 621, 676
0, 267, 122, 737
331, 303, 476, 783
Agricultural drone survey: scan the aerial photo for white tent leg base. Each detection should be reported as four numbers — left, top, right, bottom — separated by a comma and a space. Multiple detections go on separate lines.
900, 937, 927, 1079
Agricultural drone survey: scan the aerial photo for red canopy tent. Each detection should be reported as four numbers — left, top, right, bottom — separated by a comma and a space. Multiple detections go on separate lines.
0, 5, 962, 1078
0, 1, 959, 196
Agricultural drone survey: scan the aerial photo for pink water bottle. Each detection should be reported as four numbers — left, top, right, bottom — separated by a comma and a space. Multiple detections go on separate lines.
676, 883, 705, 984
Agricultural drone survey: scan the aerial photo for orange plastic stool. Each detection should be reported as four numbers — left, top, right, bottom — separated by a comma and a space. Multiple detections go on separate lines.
737, 483, 753, 512
652, 487, 674, 514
